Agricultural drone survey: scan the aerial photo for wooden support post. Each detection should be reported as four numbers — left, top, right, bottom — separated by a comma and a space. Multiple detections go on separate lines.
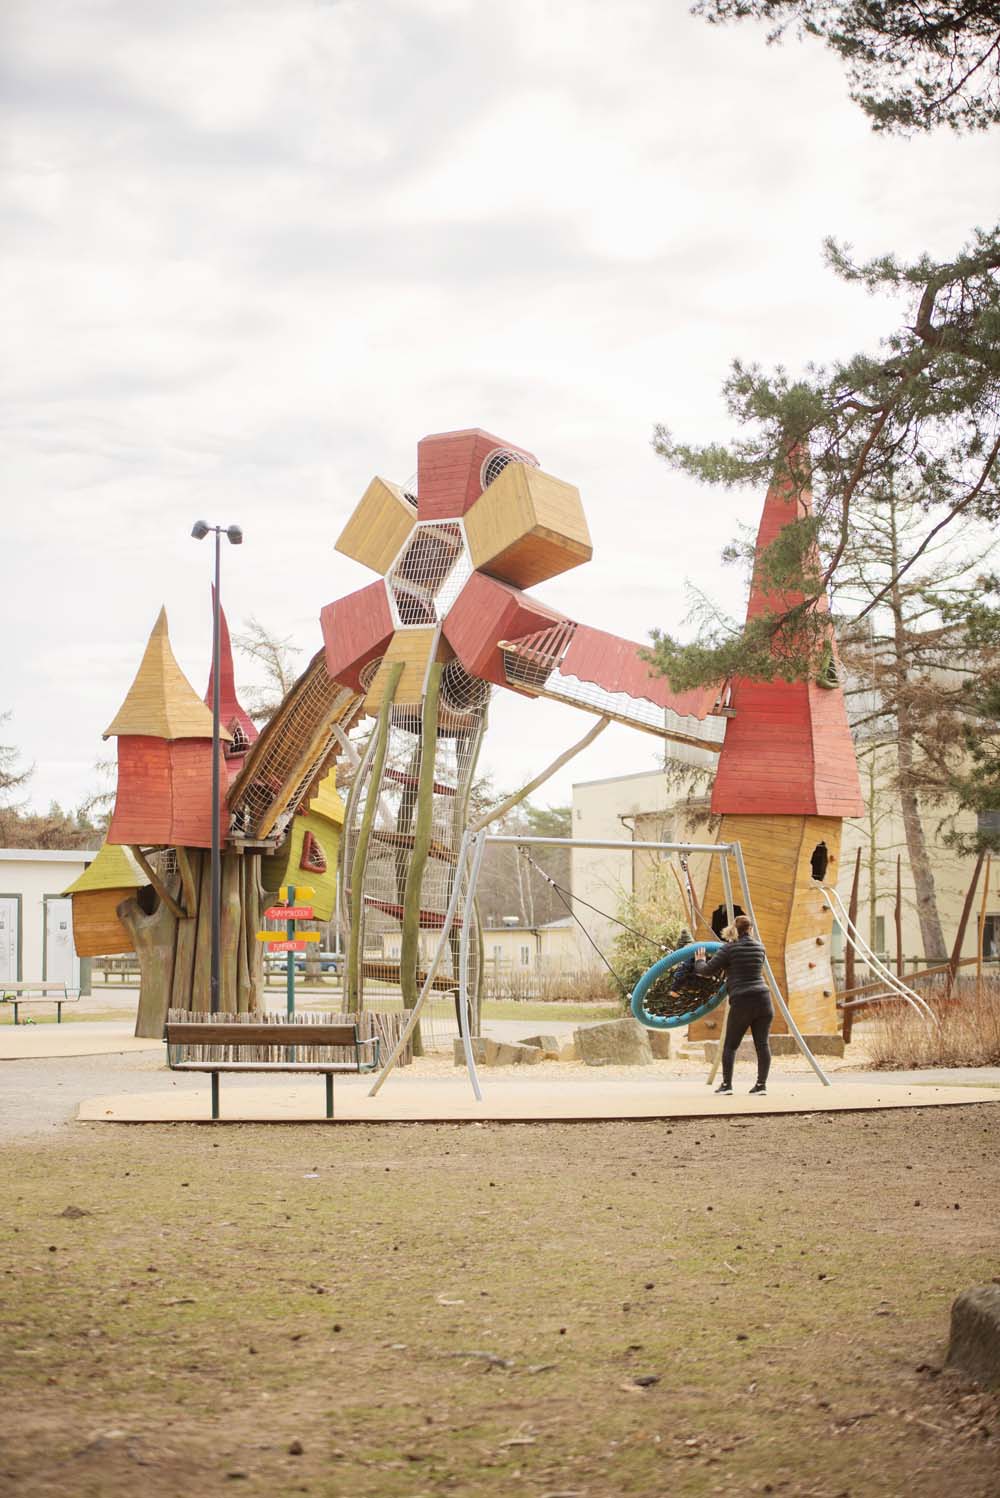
894, 853, 903, 979
129, 846, 185, 922
843, 847, 861, 1043
400, 661, 442, 1057
346, 662, 403, 1013
976, 853, 992, 1000
947, 852, 985, 996
470, 716, 610, 832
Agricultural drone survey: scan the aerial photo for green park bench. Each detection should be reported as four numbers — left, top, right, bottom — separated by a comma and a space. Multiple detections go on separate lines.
0, 981, 78, 1024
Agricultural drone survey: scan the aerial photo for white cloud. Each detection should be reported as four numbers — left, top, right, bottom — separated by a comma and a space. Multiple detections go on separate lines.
1, 0, 994, 813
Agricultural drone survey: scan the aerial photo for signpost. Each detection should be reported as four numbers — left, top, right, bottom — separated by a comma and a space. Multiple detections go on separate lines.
255, 883, 317, 1020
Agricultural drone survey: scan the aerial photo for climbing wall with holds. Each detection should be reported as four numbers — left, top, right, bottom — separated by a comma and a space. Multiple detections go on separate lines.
693, 815, 842, 1040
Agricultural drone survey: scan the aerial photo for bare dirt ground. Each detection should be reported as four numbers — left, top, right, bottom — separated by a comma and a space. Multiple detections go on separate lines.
2, 1106, 999, 1497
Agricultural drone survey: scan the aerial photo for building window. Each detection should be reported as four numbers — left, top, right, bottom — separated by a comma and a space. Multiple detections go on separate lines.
519, 944, 531, 967
492, 945, 502, 963
874, 915, 886, 956
983, 914, 1000, 961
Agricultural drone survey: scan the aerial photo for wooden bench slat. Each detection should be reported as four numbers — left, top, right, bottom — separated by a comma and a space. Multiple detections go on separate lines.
170, 1061, 378, 1073
165, 1023, 365, 1048
1, 983, 72, 994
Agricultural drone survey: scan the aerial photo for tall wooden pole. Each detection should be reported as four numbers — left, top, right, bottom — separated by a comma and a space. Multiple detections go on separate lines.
947, 852, 985, 996
976, 853, 992, 1000
895, 853, 903, 978
842, 847, 862, 1043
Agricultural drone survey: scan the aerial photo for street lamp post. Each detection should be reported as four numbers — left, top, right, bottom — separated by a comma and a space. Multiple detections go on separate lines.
191, 520, 243, 1013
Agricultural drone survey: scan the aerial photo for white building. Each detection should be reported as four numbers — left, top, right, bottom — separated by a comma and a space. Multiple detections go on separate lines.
0, 848, 97, 990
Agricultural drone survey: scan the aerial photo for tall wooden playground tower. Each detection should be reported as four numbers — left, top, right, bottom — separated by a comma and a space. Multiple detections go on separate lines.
693, 464, 863, 1039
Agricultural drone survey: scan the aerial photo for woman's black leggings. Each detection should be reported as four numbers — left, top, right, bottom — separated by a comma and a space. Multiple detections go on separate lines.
722, 990, 773, 1087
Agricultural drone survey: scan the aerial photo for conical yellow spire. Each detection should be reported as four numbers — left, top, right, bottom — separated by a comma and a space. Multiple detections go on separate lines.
103, 607, 231, 741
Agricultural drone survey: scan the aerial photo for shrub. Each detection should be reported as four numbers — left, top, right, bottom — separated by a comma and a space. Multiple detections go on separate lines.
866, 977, 1000, 1069
608, 864, 688, 1002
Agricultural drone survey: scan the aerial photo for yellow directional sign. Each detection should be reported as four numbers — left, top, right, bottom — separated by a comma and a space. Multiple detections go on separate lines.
279, 884, 315, 902
256, 929, 321, 943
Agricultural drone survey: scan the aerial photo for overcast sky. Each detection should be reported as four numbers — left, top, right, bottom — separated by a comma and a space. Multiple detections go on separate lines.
3, 0, 997, 820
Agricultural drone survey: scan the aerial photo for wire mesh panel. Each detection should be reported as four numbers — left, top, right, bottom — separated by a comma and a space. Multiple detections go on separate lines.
343, 695, 488, 1018
500, 626, 727, 749
228, 653, 361, 842
386, 521, 473, 628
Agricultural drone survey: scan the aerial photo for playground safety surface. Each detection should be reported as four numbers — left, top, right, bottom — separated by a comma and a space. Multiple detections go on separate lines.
77, 1070, 1000, 1123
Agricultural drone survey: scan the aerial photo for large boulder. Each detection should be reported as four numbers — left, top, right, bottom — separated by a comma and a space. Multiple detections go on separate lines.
947, 1285, 1000, 1387
574, 1017, 654, 1067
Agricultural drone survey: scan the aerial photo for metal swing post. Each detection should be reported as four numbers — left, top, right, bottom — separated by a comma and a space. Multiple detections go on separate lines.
705, 850, 737, 1087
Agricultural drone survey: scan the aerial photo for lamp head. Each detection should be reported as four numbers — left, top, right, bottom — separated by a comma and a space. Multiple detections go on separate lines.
226, 525, 243, 545
191, 520, 210, 540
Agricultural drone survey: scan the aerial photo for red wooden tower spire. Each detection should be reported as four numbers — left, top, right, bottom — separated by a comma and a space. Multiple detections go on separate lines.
710, 460, 863, 819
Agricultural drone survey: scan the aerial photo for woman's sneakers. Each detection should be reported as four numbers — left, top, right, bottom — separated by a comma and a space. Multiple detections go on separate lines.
749, 1082, 767, 1096
715, 1083, 733, 1095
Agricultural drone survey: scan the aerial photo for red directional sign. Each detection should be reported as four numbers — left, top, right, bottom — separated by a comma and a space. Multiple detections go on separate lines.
265, 905, 314, 921
265, 939, 308, 953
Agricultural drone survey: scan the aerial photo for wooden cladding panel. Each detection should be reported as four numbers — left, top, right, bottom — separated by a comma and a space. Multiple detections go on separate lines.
335, 477, 416, 575
320, 580, 395, 691
70, 889, 136, 957
464, 463, 592, 589
108, 736, 223, 850
363, 628, 439, 713
692, 814, 841, 1039
416, 428, 538, 522
443, 572, 564, 690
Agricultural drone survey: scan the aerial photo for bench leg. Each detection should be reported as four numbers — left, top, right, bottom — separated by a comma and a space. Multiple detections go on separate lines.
56, 1003, 62, 1024
325, 1074, 334, 1120
13, 1003, 19, 1025
211, 1073, 220, 1121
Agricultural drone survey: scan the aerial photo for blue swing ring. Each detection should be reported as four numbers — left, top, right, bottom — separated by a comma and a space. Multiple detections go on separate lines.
630, 941, 728, 1030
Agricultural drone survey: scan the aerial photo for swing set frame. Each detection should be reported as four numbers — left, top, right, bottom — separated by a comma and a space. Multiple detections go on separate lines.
369, 833, 832, 1100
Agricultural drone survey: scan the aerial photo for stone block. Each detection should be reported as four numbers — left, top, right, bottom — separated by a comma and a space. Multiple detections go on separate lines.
574, 1018, 653, 1067
559, 1042, 578, 1062
947, 1284, 1000, 1387
647, 1029, 673, 1060
519, 1034, 561, 1058
704, 1033, 844, 1063
453, 1038, 543, 1067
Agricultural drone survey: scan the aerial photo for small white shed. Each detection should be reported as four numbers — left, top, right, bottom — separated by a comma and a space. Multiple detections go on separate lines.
0, 848, 98, 989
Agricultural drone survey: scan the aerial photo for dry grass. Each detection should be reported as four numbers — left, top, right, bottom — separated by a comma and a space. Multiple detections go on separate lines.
482, 966, 610, 1003
3, 1109, 1000, 1497
867, 978, 1000, 1069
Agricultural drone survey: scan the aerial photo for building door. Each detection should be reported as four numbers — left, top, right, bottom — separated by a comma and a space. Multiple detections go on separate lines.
0, 897, 20, 981
44, 897, 79, 987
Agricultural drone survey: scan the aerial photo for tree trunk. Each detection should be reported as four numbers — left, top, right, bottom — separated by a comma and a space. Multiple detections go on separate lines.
119, 847, 263, 1036
889, 508, 948, 962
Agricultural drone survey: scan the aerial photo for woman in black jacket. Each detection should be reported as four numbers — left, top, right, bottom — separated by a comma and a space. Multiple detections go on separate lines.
693, 914, 772, 1096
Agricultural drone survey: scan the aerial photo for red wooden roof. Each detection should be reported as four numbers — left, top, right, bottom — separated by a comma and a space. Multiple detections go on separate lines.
416, 429, 538, 522
711, 464, 863, 818
204, 591, 258, 753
